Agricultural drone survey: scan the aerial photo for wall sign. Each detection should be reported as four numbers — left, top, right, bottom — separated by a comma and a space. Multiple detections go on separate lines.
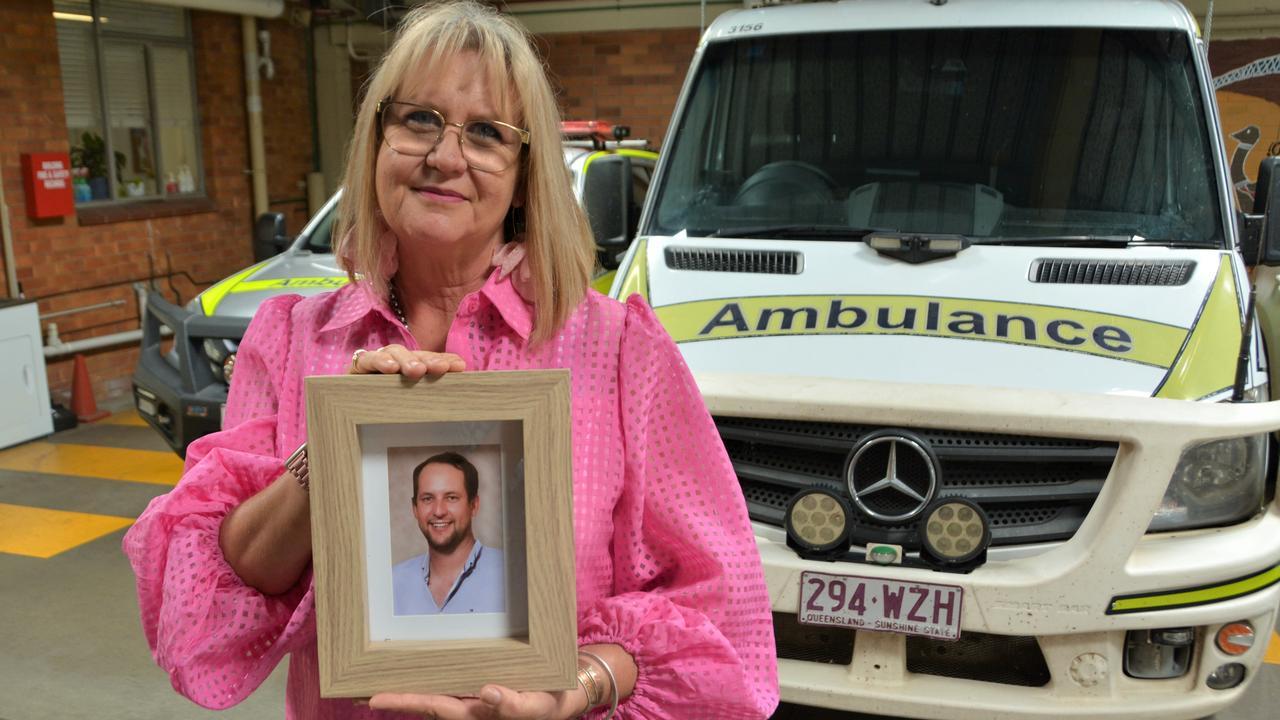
20, 153, 74, 219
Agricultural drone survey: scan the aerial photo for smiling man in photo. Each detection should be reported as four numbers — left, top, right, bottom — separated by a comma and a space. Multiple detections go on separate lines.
392, 451, 505, 615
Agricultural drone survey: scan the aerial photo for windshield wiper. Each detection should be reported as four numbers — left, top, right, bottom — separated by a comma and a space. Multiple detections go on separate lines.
974, 234, 1152, 247
704, 224, 881, 240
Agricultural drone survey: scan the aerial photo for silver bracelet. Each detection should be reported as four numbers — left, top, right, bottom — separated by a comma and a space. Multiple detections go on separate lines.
576, 650, 618, 720
284, 442, 309, 492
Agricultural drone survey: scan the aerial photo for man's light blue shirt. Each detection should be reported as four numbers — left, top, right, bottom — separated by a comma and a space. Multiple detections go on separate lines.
392, 541, 505, 615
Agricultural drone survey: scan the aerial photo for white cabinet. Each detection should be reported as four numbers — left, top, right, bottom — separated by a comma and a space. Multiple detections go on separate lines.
0, 300, 52, 448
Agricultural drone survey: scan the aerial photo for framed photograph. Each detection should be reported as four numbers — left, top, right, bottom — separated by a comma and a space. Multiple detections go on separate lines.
306, 370, 576, 698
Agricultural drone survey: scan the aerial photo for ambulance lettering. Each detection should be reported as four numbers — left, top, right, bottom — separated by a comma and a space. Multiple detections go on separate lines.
230, 276, 351, 295
668, 295, 1165, 366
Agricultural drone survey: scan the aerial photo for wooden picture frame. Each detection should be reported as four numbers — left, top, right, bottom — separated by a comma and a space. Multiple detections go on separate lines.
306, 370, 576, 698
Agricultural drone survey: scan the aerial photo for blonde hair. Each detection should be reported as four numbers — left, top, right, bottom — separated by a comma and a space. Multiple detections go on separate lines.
335, 0, 595, 345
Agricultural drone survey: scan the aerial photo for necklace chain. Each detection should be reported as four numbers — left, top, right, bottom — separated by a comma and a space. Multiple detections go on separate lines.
389, 285, 410, 330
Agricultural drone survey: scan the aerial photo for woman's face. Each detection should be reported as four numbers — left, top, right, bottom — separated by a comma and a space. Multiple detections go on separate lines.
375, 51, 521, 261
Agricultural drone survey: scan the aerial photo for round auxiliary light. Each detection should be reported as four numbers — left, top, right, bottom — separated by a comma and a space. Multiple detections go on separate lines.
1215, 622, 1255, 656
785, 488, 853, 560
1205, 663, 1247, 690
223, 353, 237, 385
920, 497, 991, 569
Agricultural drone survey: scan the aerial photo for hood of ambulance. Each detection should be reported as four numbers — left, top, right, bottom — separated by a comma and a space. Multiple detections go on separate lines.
631, 236, 1245, 401
195, 250, 347, 319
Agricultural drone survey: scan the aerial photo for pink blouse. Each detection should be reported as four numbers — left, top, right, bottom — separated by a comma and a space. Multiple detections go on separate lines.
122, 268, 779, 719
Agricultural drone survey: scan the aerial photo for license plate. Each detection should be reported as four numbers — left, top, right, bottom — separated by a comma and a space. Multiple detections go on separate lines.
798, 571, 963, 640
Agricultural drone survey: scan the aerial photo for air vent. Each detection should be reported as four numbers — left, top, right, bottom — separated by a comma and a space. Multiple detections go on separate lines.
1030, 259, 1194, 286
665, 247, 802, 274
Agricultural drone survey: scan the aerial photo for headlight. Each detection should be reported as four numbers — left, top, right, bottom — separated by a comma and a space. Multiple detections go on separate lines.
1149, 434, 1267, 532
1242, 384, 1269, 403
202, 338, 228, 363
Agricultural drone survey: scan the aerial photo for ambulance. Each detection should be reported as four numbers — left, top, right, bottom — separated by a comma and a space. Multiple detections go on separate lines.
610, 1, 1280, 717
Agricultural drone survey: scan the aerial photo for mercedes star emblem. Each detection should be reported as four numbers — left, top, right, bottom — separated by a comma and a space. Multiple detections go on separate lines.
845, 432, 939, 522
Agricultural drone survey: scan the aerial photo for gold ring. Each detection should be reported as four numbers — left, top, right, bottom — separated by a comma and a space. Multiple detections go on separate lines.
350, 348, 368, 373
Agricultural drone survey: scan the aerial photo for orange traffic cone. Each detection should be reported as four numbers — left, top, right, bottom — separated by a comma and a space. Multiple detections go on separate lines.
70, 353, 109, 422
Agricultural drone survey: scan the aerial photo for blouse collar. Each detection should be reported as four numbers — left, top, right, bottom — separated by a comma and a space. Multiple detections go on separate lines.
319, 244, 533, 341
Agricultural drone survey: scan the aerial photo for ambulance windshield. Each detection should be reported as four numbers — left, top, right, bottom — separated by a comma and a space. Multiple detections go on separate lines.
649, 28, 1225, 248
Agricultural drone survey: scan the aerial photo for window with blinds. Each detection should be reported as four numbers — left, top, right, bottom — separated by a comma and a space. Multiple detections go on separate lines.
54, 0, 201, 204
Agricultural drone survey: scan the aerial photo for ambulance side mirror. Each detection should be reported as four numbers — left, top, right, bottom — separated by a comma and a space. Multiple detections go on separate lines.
253, 212, 290, 262
582, 155, 635, 270
1243, 156, 1280, 267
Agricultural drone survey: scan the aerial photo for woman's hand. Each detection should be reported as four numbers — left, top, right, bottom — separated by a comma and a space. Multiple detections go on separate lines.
368, 684, 584, 720
350, 343, 466, 379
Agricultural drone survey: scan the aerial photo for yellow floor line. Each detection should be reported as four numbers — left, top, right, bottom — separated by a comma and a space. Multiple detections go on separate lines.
1266, 630, 1280, 665
0, 442, 182, 486
99, 411, 147, 427
0, 503, 133, 558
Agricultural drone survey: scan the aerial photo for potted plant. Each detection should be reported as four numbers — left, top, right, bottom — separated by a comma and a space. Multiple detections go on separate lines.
70, 131, 125, 200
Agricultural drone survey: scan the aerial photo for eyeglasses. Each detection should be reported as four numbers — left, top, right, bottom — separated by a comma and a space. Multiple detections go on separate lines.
377, 98, 530, 173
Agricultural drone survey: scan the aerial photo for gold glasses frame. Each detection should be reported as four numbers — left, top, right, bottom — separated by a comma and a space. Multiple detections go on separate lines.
377, 98, 531, 172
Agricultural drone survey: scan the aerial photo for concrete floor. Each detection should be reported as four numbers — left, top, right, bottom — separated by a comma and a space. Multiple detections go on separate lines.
0, 410, 1276, 719
0, 412, 287, 719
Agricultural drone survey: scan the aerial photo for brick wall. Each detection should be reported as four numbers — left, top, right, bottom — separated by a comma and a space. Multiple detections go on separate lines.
539, 27, 699, 149
0, 2, 85, 303
342, 28, 693, 154
0, 2, 314, 411
0, 4, 683, 415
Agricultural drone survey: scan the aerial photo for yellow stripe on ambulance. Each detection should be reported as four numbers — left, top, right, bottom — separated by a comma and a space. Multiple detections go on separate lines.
655, 294, 1191, 368
198, 272, 350, 315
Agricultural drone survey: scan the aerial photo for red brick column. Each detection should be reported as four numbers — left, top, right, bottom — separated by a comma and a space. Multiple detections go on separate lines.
539, 27, 700, 149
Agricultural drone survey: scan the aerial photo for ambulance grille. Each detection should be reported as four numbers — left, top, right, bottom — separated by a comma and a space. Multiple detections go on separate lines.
773, 612, 1050, 688
773, 612, 854, 665
717, 417, 1116, 549
907, 632, 1051, 687
1030, 259, 1194, 285
664, 247, 802, 274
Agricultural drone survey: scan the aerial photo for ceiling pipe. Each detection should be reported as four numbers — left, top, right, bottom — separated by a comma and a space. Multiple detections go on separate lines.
130, 0, 283, 18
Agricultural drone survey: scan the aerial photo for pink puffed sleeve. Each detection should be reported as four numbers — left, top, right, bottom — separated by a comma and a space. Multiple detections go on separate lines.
577, 295, 779, 719
122, 294, 312, 710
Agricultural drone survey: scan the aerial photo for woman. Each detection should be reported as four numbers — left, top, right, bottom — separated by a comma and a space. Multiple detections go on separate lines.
123, 2, 777, 718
